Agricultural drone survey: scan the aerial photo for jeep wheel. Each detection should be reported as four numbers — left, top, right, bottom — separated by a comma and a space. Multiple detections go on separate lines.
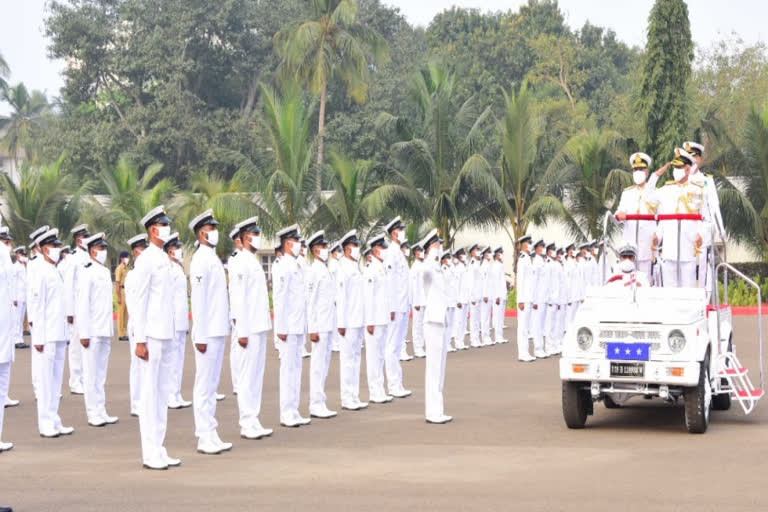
712, 339, 732, 411
684, 361, 711, 434
562, 381, 591, 429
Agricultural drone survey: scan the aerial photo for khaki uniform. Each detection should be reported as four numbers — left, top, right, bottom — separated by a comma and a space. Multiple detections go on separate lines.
115, 262, 128, 338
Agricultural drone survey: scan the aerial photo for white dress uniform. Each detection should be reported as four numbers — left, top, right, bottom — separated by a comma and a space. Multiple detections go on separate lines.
273, 248, 309, 425
422, 233, 451, 423
555, 253, 569, 350
26, 228, 49, 400
383, 237, 410, 396
479, 253, 493, 346
467, 253, 482, 348
616, 181, 660, 277
409, 254, 426, 357
63, 233, 90, 394
531, 251, 548, 357
515, 247, 534, 360
544, 250, 561, 354
336, 233, 367, 409
689, 161, 723, 295
132, 211, 177, 467
0, 241, 15, 447
363, 245, 391, 403
229, 221, 272, 435
327, 250, 342, 353
227, 249, 243, 395
305, 245, 336, 418
167, 248, 189, 408
565, 255, 579, 324
190, 242, 231, 446
123, 252, 142, 416
442, 258, 458, 352
76, 237, 117, 426
12, 257, 26, 345
606, 270, 651, 288
453, 254, 470, 350
489, 254, 506, 344
656, 179, 704, 288
31, 232, 71, 437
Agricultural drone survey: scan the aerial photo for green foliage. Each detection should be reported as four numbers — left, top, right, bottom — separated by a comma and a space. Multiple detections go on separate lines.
638, 0, 694, 165
717, 276, 768, 307
0, 83, 50, 164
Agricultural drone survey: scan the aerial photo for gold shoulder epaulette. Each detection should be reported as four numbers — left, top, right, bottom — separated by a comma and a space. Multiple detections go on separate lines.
664, 181, 678, 186
706, 173, 713, 179
624, 185, 636, 191
691, 181, 703, 188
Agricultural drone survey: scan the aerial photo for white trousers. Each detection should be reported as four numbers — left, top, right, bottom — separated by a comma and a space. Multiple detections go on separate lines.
0, 362, 9, 441
637, 259, 652, 280
82, 336, 111, 423
454, 304, 468, 345
31, 341, 41, 400
339, 327, 364, 406
412, 308, 425, 353
309, 331, 332, 412
568, 301, 579, 324
365, 324, 388, 400
168, 330, 187, 403
445, 308, 456, 348
424, 321, 448, 419
558, 303, 569, 343
68, 321, 83, 390
532, 304, 546, 353
193, 336, 226, 440
516, 303, 532, 357
385, 312, 408, 393
138, 337, 174, 462
129, 332, 142, 415
662, 260, 697, 288
230, 331, 243, 394
236, 332, 267, 429
492, 299, 505, 342
277, 333, 304, 421
469, 302, 481, 346
37, 341, 66, 434
480, 300, 492, 344
14, 302, 25, 344
545, 304, 559, 352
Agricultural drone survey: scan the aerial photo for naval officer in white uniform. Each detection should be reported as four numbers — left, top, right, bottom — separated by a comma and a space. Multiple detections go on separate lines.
382, 217, 412, 398
63, 224, 91, 395
163, 233, 191, 410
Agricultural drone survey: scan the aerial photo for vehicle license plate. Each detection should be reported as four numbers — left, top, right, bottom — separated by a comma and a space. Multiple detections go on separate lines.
610, 362, 645, 378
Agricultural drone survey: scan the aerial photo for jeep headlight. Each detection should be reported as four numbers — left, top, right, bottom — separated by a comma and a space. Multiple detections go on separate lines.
577, 327, 593, 351
668, 329, 686, 353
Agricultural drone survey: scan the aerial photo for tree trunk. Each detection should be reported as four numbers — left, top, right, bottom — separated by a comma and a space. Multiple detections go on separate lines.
316, 80, 327, 198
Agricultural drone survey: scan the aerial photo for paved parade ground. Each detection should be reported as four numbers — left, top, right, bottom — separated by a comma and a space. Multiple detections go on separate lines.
3, 317, 768, 511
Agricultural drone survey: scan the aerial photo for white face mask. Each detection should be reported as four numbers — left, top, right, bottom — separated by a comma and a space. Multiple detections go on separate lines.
47, 247, 62, 263
403, 248, 410, 257
633, 170, 647, 185
206, 229, 219, 247
333, 251, 342, 260
349, 246, 360, 261
619, 259, 635, 273
173, 248, 184, 262
121, 258, 129, 265
318, 248, 329, 261
289, 240, 301, 257
156, 225, 171, 241
497, 255, 504, 263
0, 243, 9, 256
95, 249, 108, 265
248, 235, 261, 251
396, 230, 406, 244
427, 248, 440, 261
672, 167, 686, 182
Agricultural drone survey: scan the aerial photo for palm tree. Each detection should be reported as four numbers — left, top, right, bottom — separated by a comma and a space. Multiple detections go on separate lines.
0, 52, 9, 94
740, 104, 768, 258
491, 82, 569, 271
548, 130, 631, 241
83, 156, 174, 253
0, 83, 49, 166
377, 62, 500, 245
310, 151, 424, 241
275, 0, 389, 186
0, 155, 83, 243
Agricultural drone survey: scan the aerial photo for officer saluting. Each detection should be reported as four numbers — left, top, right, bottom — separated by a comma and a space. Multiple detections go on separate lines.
229, 217, 274, 438
31, 229, 75, 438
124, 234, 149, 417
77, 232, 119, 427
163, 233, 191, 410
133, 206, 180, 470
409, 241, 427, 358
305, 230, 337, 419
421, 229, 452, 424
335, 230, 368, 410
189, 209, 232, 454
382, 217, 412, 398
273, 224, 311, 427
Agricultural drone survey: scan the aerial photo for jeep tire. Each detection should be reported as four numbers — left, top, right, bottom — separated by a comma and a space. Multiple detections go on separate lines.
562, 381, 591, 429
684, 361, 711, 434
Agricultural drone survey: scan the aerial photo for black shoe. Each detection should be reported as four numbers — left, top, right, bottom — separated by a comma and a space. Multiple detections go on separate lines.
0, 505, 13, 512
14, 342, 28, 349
119, 336, 129, 341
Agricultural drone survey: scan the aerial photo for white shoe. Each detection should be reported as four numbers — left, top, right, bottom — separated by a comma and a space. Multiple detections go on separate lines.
413, 350, 426, 358
280, 414, 302, 427
103, 414, 119, 424
161, 448, 181, 467
518, 354, 536, 362
301, 348, 311, 358
470, 342, 481, 348
390, 388, 412, 398
310, 406, 338, 419
447, 346, 457, 353
426, 414, 453, 424
534, 350, 547, 358
241, 426, 269, 440
294, 412, 311, 426
143, 457, 169, 470
0, 441, 13, 452
70, 386, 84, 395
40, 429, 60, 438
88, 417, 107, 427
213, 432, 233, 451
178, 398, 192, 408
4, 397, 19, 408
370, 394, 393, 404
215, 393, 226, 401
58, 426, 74, 436
197, 439, 223, 455
167, 399, 182, 409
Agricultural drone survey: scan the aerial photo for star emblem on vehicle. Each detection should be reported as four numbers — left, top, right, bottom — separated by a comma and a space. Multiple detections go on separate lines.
625, 348, 631, 355
636, 348, 642, 355
614, 348, 620, 354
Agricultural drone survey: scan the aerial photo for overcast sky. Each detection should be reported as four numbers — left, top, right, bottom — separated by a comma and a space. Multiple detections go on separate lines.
1, 0, 766, 115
